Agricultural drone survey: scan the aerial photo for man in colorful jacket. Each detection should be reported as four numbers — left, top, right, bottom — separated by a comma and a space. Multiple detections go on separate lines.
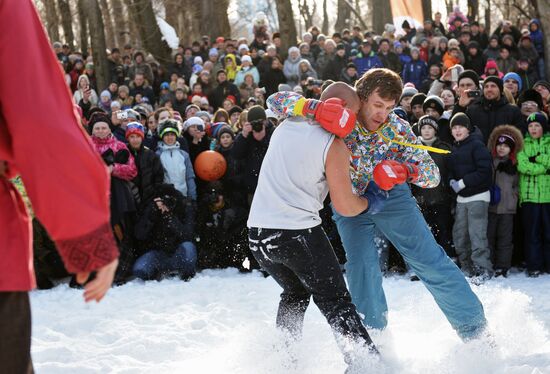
0, 2, 119, 372
267, 68, 487, 341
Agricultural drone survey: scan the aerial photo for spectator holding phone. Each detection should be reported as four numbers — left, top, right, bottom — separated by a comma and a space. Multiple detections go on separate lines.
232, 105, 275, 206
453, 75, 523, 144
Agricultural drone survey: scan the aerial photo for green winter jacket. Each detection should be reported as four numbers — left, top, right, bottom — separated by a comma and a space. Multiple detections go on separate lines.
517, 134, 550, 204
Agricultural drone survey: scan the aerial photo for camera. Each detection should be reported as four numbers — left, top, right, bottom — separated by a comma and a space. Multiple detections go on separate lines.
306, 77, 323, 86
251, 119, 265, 132
467, 90, 481, 98
116, 111, 128, 120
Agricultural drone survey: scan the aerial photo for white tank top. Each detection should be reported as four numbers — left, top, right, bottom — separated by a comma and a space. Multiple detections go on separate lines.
247, 117, 335, 230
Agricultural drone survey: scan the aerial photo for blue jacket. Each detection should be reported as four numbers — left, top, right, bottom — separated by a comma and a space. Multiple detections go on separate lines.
354, 51, 383, 76
402, 60, 428, 89
529, 19, 544, 55
447, 134, 493, 197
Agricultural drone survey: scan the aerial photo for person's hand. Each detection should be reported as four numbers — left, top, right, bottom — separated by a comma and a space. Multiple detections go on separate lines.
154, 197, 170, 214
242, 122, 252, 138
450, 179, 465, 193
192, 130, 205, 144
458, 89, 474, 107
111, 110, 122, 125
83, 86, 91, 103
373, 160, 419, 190
528, 154, 540, 163
76, 258, 119, 303
441, 68, 453, 82
362, 181, 389, 214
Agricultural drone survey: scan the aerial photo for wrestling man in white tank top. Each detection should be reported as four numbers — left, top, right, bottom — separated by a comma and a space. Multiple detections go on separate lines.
247, 83, 388, 367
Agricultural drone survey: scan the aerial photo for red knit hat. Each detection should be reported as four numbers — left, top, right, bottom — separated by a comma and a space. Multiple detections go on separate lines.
125, 122, 145, 140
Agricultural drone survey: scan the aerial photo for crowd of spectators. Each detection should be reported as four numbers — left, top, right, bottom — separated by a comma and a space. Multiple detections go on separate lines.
33, 7, 550, 288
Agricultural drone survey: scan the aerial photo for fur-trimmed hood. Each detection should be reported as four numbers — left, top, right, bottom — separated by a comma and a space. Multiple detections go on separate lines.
488, 124, 524, 163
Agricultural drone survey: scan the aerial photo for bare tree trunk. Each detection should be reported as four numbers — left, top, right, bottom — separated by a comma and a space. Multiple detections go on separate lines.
298, 0, 316, 30
422, 0, 432, 20
112, 0, 129, 47
335, 0, 351, 31
341, 0, 368, 30
164, 0, 180, 36
445, 0, 454, 15
43, 0, 60, 42
322, 0, 329, 35
467, 0, 479, 22
484, 0, 491, 33
125, 0, 172, 65
275, 0, 298, 54
57, 0, 75, 50
179, 0, 201, 45
86, 0, 109, 91
533, 0, 550, 79
200, 0, 231, 40
99, 0, 116, 49
77, 0, 89, 53
372, 0, 392, 35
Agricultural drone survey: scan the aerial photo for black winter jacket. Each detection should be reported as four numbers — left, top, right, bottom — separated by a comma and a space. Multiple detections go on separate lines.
130, 145, 165, 205
411, 139, 452, 206
134, 184, 196, 253
453, 96, 523, 144
232, 123, 274, 195
447, 134, 493, 197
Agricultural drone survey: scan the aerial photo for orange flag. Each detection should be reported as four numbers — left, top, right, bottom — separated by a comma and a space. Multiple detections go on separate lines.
390, 0, 424, 35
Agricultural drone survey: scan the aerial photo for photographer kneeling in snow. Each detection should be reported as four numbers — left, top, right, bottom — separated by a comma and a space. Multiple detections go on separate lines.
132, 183, 197, 281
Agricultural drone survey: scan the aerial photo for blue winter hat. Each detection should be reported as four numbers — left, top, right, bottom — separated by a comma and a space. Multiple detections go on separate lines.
160, 82, 170, 90
503, 72, 522, 91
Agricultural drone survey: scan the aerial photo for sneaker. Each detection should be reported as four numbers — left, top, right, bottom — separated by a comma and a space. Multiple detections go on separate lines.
527, 270, 541, 278
471, 270, 493, 285
494, 268, 508, 278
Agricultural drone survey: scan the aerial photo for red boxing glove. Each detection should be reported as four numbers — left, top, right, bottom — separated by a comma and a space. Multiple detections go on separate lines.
373, 160, 419, 191
302, 98, 357, 138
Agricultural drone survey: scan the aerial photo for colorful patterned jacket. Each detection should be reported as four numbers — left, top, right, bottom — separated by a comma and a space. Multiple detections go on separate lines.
267, 92, 440, 194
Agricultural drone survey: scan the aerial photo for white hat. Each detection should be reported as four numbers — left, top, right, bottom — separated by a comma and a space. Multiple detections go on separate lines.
183, 116, 205, 131
238, 44, 249, 51
241, 55, 252, 64
265, 108, 279, 119
194, 56, 203, 65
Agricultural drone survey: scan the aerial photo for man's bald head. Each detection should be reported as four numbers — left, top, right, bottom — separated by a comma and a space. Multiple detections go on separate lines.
320, 82, 360, 113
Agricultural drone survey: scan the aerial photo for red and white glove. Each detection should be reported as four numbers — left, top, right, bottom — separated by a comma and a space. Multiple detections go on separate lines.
300, 98, 357, 138
373, 160, 419, 191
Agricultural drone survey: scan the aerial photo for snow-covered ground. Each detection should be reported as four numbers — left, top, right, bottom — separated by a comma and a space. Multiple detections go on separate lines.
31, 270, 550, 373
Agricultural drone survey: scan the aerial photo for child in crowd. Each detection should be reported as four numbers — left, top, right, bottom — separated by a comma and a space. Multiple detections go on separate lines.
447, 113, 494, 281
411, 115, 454, 257
517, 112, 550, 277
156, 119, 197, 201
487, 125, 524, 277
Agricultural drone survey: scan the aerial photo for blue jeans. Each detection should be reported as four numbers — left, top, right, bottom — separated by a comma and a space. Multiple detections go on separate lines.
132, 242, 197, 280
333, 183, 487, 340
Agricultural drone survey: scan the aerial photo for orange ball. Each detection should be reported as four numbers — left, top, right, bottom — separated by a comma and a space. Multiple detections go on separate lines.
193, 150, 227, 181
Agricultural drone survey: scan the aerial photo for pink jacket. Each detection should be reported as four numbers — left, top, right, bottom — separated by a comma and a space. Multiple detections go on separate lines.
91, 135, 138, 181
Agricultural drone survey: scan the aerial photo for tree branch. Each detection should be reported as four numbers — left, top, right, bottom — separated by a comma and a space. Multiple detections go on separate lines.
342, 0, 368, 30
